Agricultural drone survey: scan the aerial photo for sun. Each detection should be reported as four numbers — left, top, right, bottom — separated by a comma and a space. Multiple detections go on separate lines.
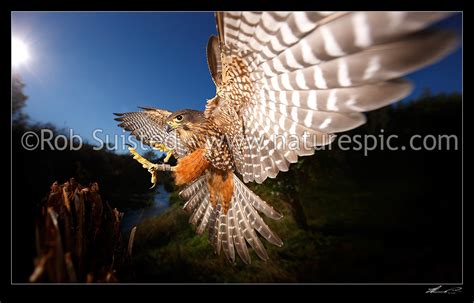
12, 37, 30, 68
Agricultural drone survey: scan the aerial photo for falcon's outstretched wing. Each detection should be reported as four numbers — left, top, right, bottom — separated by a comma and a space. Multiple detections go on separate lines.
205, 12, 458, 184
114, 107, 188, 158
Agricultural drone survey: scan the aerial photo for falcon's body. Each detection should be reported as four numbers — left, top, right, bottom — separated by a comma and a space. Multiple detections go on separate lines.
168, 52, 264, 213
115, 12, 458, 264
168, 111, 235, 213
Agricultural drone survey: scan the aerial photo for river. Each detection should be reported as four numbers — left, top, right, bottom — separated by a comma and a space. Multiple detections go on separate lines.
120, 184, 171, 233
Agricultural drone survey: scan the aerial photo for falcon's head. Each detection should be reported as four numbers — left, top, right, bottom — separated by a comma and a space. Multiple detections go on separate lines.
165, 109, 206, 140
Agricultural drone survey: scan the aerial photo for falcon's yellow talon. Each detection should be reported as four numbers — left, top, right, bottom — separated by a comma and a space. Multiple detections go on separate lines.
163, 150, 174, 163
150, 141, 174, 163
128, 147, 158, 188
150, 170, 158, 189
151, 143, 166, 152
128, 146, 175, 189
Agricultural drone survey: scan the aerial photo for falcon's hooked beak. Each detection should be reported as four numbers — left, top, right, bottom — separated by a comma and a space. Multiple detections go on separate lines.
166, 121, 176, 133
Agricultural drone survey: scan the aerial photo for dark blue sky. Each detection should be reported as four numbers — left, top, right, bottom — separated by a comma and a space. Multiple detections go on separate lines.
11, 12, 462, 153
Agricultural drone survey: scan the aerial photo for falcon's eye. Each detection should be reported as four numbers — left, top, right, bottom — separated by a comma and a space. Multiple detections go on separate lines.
174, 115, 183, 122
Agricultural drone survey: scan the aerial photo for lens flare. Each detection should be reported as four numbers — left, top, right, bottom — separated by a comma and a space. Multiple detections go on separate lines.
12, 37, 30, 67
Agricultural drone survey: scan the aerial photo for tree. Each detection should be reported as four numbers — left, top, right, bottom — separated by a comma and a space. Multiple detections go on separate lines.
12, 72, 29, 124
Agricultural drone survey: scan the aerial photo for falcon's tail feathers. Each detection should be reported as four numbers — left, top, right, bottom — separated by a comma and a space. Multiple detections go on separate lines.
178, 173, 283, 264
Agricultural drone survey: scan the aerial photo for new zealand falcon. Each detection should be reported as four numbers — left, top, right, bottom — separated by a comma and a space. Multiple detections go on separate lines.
114, 12, 458, 264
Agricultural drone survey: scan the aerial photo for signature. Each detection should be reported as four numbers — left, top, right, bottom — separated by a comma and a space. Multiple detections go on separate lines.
426, 285, 462, 294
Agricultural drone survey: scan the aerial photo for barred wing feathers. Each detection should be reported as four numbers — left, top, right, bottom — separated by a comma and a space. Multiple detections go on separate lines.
114, 107, 188, 158
209, 12, 458, 183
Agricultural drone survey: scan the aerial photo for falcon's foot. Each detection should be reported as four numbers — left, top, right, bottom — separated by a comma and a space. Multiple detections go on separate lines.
127, 146, 175, 189
150, 142, 174, 163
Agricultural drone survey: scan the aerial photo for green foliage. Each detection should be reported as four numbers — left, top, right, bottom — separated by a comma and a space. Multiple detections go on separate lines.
12, 73, 29, 123
12, 122, 157, 210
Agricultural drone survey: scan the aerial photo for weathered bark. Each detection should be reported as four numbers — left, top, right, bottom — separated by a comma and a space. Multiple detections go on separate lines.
30, 179, 126, 283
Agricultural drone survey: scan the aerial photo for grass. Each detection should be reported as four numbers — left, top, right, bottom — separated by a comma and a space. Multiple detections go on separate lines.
124, 169, 461, 283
